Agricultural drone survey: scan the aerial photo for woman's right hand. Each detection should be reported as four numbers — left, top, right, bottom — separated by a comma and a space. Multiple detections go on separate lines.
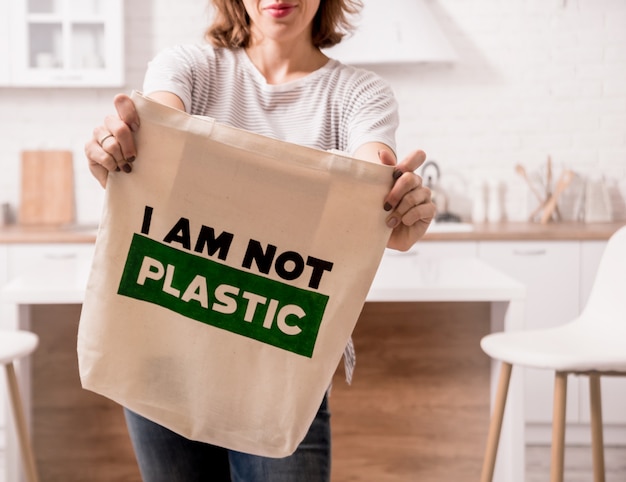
84, 93, 140, 188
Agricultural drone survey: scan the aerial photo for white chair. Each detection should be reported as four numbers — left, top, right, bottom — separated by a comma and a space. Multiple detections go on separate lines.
479, 225, 626, 482
0, 330, 40, 482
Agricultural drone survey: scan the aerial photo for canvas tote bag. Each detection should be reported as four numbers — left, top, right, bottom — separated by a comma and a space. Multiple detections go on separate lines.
78, 91, 394, 457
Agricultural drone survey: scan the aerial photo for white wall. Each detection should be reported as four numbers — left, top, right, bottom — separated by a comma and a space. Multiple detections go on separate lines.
0, 0, 624, 225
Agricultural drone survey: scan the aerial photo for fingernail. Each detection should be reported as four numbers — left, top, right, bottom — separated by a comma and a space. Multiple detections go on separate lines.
127, 156, 136, 163
115, 167, 121, 172
386, 217, 399, 228
131, 122, 140, 132
393, 169, 403, 180
122, 164, 132, 173
384, 202, 393, 212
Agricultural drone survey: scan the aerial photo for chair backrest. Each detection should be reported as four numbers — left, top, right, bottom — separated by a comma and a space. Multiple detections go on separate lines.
581, 225, 626, 328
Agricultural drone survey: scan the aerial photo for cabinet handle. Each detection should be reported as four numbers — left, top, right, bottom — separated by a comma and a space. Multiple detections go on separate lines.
43, 253, 77, 259
512, 249, 547, 256
51, 74, 83, 82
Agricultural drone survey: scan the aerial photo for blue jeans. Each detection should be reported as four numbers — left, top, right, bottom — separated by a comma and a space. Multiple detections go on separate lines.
123, 395, 331, 482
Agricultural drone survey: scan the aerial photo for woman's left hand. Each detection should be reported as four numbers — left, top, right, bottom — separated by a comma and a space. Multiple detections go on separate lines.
380, 149, 435, 251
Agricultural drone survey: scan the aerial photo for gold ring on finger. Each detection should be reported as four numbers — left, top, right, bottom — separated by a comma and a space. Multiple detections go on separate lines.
99, 133, 114, 146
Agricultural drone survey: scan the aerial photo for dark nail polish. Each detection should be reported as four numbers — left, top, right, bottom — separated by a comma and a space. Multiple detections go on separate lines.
115, 167, 121, 172
393, 169, 403, 180
127, 156, 136, 163
384, 202, 393, 212
122, 164, 132, 173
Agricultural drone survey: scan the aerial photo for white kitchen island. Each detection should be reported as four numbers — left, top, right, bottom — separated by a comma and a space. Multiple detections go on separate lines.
1, 248, 526, 482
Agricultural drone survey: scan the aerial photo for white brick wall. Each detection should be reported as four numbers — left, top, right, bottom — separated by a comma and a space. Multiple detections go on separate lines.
0, 0, 624, 224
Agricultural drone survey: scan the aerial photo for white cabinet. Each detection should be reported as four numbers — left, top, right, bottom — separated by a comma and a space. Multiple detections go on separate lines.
5, 243, 95, 279
413, 240, 478, 258
2, 0, 124, 87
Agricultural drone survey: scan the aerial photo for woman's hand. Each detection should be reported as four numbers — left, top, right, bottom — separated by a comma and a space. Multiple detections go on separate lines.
380, 149, 435, 251
84, 93, 140, 188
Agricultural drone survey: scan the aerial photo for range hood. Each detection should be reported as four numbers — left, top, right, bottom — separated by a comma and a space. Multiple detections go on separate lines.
324, 0, 457, 65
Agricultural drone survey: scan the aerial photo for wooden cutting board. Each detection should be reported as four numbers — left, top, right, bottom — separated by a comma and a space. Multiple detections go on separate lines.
19, 150, 75, 225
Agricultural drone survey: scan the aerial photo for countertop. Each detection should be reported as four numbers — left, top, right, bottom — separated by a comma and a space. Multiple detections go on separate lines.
424, 221, 625, 241
0, 224, 99, 244
0, 221, 624, 244
1, 250, 526, 305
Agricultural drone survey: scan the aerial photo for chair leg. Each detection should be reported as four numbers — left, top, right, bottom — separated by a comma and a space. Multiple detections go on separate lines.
480, 362, 512, 482
4, 363, 40, 482
589, 374, 606, 482
550, 371, 568, 482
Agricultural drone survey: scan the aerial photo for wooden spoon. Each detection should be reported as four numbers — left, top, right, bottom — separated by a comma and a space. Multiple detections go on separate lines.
515, 164, 544, 204
540, 170, 574, 224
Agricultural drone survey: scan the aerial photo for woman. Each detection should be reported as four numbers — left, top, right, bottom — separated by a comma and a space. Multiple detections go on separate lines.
85, 1, 435, 480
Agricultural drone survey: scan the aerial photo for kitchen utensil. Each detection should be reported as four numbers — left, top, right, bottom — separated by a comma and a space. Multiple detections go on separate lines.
19, 150, 75, 225
545, 155, 562, 221
515, 164, 544, 204
540, 169, 574, 224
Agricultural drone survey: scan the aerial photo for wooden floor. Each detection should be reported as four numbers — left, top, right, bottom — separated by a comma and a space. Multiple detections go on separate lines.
329, 302, 492, 482
29, 301, 493, 481
31, 304, 141, 482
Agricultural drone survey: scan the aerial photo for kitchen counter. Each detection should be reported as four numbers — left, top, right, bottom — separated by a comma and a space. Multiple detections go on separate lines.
424, 221, 624, 241
1, 221, 623, 244
0, 224, 98, 244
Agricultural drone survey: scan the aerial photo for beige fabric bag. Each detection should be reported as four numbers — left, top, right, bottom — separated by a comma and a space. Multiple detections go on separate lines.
78, 91, 392, 457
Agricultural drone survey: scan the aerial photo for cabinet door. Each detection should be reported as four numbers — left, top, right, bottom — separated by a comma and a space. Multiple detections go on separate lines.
6, 243, 95, 278
9, 0, 124, 87
413, 240, 478, 258
479, 241, 581, 424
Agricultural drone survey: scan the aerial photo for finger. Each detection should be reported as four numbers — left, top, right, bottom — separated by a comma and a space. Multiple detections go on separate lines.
396, 149, 427, 174
384, 172, 423, 212
377, 148, 397, 167
114, 93, 140, 132
386, 189, 436, 230
84, 138, 113, 188
88, 126, 122, 172
103, 108, 140, 173
108, 93, 139, 169
98, 120, 132, 172
401, 201, 437, 229
397, 185, 432, 218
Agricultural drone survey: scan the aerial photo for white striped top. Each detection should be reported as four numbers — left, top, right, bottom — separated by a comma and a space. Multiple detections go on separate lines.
142, 44, 400, 383
143, 44, 399, 156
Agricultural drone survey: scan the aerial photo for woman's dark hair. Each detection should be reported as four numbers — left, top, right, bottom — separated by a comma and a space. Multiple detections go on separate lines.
206, 0, 362, 49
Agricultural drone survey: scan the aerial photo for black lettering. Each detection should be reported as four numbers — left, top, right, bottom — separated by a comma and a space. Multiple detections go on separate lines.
306, 257, 334, 289
141, 205, 153, 235
194, 226, 234, 261
242, 240, 276, 274
275, 251, 305, 281
163, 218, 191, 250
